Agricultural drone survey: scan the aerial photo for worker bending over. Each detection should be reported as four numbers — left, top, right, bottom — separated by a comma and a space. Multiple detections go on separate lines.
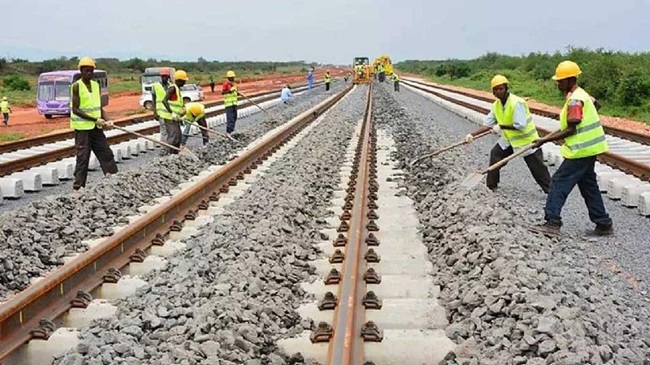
221, 70, 238, 137
325, 71, 332, 91
161, 70, 188, 154
391, 73, 400, 92
151, 68, 172, 147
0, 96, 11, 126
180, 102, 209, 147
465, 75, 550, 193
528, 61, 612, 237
70, 57, 118, 191
280, 84, 293, 104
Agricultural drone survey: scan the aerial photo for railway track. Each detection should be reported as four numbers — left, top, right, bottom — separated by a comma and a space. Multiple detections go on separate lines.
401, 78, 650, 217
0, 83, 321, 202
0, 83, 353, 364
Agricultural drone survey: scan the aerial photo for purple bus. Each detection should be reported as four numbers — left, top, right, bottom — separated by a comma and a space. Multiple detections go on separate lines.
36, 70, 109, 119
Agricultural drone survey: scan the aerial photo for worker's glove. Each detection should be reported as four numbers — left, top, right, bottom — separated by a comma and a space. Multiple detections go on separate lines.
104, 120, 114, 129
96, 118, 106, 129
464, 134, 474, 143
492, 125, 502, 135
171, 112, 181, 121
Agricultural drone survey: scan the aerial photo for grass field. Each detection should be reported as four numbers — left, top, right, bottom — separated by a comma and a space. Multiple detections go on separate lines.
0, 66, 306, 108
419, 69, 650, 123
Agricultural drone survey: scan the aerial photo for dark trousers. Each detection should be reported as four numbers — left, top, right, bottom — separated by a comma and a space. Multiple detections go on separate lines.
544, 156, 612, 226
164, 119, 182, 154
394, 81, 400, 92
226, 106, 237, 134
325, 82, 330, 91
181, 118, 209, 146
73, 127, 118, 190
487, 144, 551, 193
2, 113, 8, 125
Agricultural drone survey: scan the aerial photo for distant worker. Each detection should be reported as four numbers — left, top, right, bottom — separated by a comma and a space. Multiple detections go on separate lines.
222, 70, 238, 137
209, 75, 216, 93
528, 61, 612, 237
70, 57, 118, 191
1, 96, 11, 126
308, 67, 314, 90
391, 73, 400, 92
325, 70, 332, 91
280, 84, 293, 104
464, 75, 550, 193
161, 70, 188, 154
151, 68, 172, 148
377, 63, 385, 82
180, 102, 209, 147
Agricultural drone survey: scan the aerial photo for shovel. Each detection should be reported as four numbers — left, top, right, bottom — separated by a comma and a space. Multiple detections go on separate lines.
237, 91, 278, 123
460, 144, 535, 189
112, 124, 200, 160
410, 130, 491, 167
184, 120, 238, 142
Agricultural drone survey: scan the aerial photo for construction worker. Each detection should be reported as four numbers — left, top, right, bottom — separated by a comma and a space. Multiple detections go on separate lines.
391, 73, 400, 92
151, 68, 171, 148
377, 63, 386, 82
528, 61, 612, 237
161, 70, 188, 154
180, 102, 209, 147
209, 75, 216, 93
324, 70, 332, 91
308, 67, 314, 90
1, 97, 11, 126
280, 84, 293, 104
222, 70, 238, 136
70, 57, 118, 191
464, 75, 551, 193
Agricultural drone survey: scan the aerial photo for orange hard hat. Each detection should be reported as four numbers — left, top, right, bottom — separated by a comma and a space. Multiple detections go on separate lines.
160, 68, 171, 76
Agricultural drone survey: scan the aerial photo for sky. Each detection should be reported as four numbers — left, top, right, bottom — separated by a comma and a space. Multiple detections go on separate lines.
2, 0, 649, 64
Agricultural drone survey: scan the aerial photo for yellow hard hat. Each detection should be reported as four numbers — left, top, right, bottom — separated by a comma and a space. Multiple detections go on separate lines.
552, 61, 582, 80
78, 57, 96, 69
2, 96, 7, 101
174, 70, 189, 81
490, 75, 509, 89
226, 70, 236, 78
188, 103, 203, 116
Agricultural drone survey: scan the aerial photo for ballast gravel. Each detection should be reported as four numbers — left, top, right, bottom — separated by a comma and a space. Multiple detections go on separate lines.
52, 85, 366, 365
372, 83, 650, 364
0, 81, 347, 301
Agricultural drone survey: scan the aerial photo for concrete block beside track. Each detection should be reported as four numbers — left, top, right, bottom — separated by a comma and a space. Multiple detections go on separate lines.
639, 192, 650, 216
0, 178, 24, 198
11, 171, 43, 192
32, 167, 60, 186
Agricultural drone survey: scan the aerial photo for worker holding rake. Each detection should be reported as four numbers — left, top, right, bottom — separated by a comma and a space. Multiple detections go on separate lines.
464, 75, 550, 193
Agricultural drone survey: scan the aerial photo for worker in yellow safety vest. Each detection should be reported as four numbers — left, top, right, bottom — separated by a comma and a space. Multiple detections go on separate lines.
325, 70, 332, 91
0, 96, 11, 126
222, 70, 238, 136
151, 68, 172, 148
391, 73, 400, 92
161, 70, 188, 154
464, 75, 551, 193
180, 102, 209, 147
528, 61, 612, 237
70, 57, 118, 191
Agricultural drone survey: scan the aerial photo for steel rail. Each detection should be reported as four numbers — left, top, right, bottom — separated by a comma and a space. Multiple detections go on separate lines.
0, 84, 353, 361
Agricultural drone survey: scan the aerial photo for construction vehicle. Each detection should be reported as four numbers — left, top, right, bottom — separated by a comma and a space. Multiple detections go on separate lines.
352, 57, 371, 84
373, 55, 393, 77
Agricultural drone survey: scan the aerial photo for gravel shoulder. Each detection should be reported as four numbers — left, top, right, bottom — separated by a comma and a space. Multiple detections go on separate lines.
373, 82, 650, 364
0, 81, 347, 301
52, 85, 367, 365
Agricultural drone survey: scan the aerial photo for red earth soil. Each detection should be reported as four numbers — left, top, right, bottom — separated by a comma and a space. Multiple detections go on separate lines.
0, 69, 346, 142
403, 73, 650, 138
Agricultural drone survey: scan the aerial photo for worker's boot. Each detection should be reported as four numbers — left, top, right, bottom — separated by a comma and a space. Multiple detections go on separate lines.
527, 220, 561, 238
586, 222, 613, 237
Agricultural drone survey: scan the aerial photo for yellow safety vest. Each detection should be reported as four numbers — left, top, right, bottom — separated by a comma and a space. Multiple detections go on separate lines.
0, 101, 9, 113
224, 83, 238, 107
493, 94, 539, 148
183, 102, 205, 122
325, 74, 332, 83
70, 80, 101, 130
559, 87, 609, 159
158, 84, 184, 120
391, 74, 400, 81
152, 82, 168, 116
